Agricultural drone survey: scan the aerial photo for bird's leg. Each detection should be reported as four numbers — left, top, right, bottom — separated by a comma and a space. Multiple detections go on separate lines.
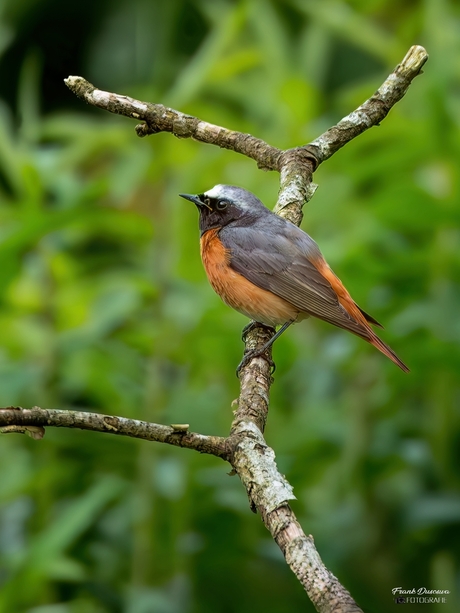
237, 321, 294, 376
239, 321, 276, 373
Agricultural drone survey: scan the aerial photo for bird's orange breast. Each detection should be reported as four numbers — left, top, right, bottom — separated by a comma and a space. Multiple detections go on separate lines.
200, 228, 299, 327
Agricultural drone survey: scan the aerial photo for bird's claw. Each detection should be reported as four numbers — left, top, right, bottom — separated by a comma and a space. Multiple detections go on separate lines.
236, 348, 276, 377
241, 320, 259, 343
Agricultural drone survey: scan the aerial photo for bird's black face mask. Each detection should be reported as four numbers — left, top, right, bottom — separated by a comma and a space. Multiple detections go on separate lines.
179, 192, 244, 235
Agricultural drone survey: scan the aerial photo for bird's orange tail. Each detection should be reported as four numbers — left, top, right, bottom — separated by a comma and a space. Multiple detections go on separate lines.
320, 267, 409, 372
367, 332, 410, 373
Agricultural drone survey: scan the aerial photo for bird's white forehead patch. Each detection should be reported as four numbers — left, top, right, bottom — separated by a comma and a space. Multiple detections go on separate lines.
204, 184, 227, 199
203, 184, 257, 211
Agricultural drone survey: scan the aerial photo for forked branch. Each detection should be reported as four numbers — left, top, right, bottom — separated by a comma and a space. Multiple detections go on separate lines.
2, 45, 428, 613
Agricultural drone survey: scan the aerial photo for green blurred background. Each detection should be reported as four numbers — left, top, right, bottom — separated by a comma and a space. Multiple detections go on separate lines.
0, 0, 459, 612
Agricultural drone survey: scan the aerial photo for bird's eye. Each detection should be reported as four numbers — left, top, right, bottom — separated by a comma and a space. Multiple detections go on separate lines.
216, 199, 228, 211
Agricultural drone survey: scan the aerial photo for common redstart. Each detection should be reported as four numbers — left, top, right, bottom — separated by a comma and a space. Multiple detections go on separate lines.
180, 185, 409, 373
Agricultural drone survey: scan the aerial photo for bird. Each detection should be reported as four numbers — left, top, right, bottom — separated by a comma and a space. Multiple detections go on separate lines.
179, 185, 409, 373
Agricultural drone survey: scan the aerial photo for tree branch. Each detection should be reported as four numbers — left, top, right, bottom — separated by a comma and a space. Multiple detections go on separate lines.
64, 75, 283, 172
0, 407, 228, 458
13, 44, 427, 613
308, 45, 428, 164
64, 44, 427, 226
1, 405, 362, 611
227, 419, 363, 612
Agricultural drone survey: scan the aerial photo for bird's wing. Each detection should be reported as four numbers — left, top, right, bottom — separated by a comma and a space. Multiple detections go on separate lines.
219, 221, 372, 338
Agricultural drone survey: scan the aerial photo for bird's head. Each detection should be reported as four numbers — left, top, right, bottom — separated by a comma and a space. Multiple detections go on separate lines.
180, 184, 267, 234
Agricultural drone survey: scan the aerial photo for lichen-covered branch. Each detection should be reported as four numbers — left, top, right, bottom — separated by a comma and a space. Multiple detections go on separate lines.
1, 404, 363, 611
39, 44, 428, 613
307, 45, 428, 165
227, 420, 362, 611
0, 407, 228, 458
64, 75, 283, 172
267, 507, 363, 613
64, 45, 427, 227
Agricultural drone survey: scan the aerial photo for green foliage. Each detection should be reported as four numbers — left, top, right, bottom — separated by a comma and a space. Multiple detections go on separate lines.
0, 1, 459, 612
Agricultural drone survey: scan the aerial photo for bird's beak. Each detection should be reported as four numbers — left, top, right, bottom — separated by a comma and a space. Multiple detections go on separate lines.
179, 193, 211, 209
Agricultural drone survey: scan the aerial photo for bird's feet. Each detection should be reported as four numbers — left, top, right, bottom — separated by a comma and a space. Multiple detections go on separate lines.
236, 348, 276, 376
237, 321, 277, 376
241, 321, 276, 342
241, 320, 261, 343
